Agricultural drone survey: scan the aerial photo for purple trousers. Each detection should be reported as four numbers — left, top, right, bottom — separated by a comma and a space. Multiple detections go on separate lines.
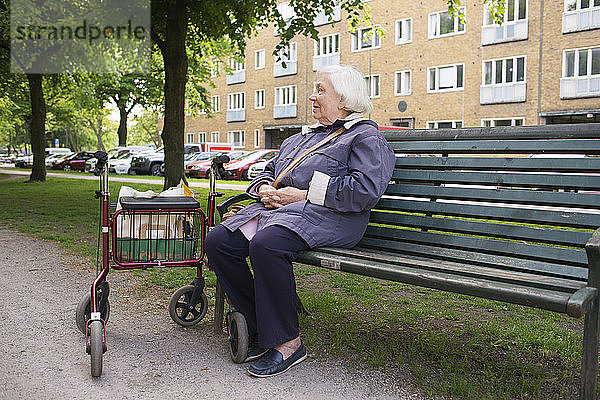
205, 224, 308, 349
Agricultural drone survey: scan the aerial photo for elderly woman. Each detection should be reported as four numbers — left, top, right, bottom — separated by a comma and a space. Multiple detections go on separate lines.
205, 64, 396, 377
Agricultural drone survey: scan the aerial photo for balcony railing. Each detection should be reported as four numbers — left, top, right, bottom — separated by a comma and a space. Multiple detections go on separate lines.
274, 61, 297, 77
226, 70, 245, 85
226, 109, 246, 122
312, 54, 340, 71
480, 82, 526, 104
560, 76, 600, 99
481, 19, 528, 45
273, 105, 297, 119
563, 7, 600, 33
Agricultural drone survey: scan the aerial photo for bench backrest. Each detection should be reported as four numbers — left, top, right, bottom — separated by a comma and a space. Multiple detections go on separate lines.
362, 124, 600, 285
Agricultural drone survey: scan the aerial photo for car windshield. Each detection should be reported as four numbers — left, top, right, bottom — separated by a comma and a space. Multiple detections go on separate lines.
115, 151, 132, 159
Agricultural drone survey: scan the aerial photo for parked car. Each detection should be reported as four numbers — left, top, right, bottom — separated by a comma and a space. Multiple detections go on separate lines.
46, 153, 73, 168
224, 149, 279, 180
14, 154, 33, 168
106, 148, 152, 175
85, 146, 153, 172
131, 144, 226, 176
186, 151, 246, 178
54, 151, 95, 171
248, 159, 270, 179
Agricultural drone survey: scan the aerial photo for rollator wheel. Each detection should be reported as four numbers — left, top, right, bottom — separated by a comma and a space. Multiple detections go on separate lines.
89, 320, 104, 377
168, 285, 208, 326
228, 311, 249, 364
76, 290, 110, 334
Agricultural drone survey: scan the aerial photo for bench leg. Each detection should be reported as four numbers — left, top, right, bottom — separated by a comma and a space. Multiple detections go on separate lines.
213, 281, 225, 334
581, 295, 599, 400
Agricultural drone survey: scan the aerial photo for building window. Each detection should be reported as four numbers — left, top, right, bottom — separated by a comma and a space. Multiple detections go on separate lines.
429, 8, 465, 38
364, 75, 380, 98
274, 42, 298, 77
211, 95, 220, 112
315, 33, 340, 57
227, 92, 245, 111
563, 0, 600, 33
186, 133, 194, 143
210, 61, 220, 77
313, 33, 341, 70
255, 89, 265, 109
274, 85, 297, 106
428, 64, 464, 92
255, 49, 265, 70
561, 46, 600, 98
427, 120, 463, 129
274, 85, 297, 118
254, 129, 260, 148
481, 56, 527, 103
228, 57, 245, 72
482, 118, 524, 127
228, 130, 245, 148
482, 0, 528, 44
394, 70, 411, 96
351, 26, 381, 52
211, 131, 219, 142
395, 18, 412, 44
198, 132, 207, 143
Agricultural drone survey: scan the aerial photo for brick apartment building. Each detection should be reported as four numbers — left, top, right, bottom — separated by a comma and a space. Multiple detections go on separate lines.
162, 0, 600, 151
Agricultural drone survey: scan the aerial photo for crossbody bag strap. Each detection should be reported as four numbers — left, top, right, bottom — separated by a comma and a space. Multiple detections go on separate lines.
272, 126, 344, 188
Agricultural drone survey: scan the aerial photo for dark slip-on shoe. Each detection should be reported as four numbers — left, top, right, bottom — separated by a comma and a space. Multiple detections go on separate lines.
247, 344, 307, 378
244, 344, 269, 363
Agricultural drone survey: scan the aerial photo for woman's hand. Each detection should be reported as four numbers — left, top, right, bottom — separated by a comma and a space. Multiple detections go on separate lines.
258, 185, 307, 209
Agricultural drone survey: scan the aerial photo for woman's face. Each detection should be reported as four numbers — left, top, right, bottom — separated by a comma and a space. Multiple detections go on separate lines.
309, 74, 350, 126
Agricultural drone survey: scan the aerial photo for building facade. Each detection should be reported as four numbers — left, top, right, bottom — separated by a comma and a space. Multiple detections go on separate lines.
170, 0, 600, 150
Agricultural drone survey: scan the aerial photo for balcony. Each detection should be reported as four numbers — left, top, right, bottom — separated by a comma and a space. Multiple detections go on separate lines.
560, 76, 600, 99
274, 61, 297, 77
226, 70, 245, 85
481, 19, 528, 45
273, 105, 297, 119
480, 82, 526, 104
226, 109, 246, 122
312, 54, 340, 71
563, 7, 600, 33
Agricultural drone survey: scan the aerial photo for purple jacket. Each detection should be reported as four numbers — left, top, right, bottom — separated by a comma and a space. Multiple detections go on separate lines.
221, 117, 396, 248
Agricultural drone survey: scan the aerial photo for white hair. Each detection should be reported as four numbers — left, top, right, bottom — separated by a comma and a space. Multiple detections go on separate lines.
317, 64, 373, 115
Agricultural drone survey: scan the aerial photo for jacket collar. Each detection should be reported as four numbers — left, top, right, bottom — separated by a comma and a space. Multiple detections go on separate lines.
302, 113, 366, 135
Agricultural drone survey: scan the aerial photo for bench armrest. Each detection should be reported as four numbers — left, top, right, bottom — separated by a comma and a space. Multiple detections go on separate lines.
216, 193, 252, 219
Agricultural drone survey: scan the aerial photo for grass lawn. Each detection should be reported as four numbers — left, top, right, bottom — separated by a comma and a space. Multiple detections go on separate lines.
0, 175, 590, 399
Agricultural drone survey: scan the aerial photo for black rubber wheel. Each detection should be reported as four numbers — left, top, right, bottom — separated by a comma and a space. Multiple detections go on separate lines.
63, 164, 72, 171
76, 291, 110, 334
89, 320, 104, 377
229, 311, 249, 364
168, 285, 208, 326
241, 170, 249, 181
150, 164, 162, 176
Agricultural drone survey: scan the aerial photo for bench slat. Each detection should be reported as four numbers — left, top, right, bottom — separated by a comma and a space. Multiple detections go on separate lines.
370, 211, 592, 248
310, 246, 585, 293
392, 169, 600, 191
376, 198, 600, 229
365, 225, 589, 267
385, 183, 600, 209
297, 250, 577, 315
390, 139, 600, 155
356, 237, 588, 280
396, 156, 600, 172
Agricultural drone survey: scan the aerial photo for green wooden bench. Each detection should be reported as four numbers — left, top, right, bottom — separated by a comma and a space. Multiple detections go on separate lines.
215, 123, 600, 399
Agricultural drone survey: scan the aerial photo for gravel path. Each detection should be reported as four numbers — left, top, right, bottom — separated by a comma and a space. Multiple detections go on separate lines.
0, 227, 431, 400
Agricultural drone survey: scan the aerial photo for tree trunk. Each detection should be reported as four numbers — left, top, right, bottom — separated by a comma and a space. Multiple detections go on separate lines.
90, 117, 105, 151
117, 106, 128, 146
161, 0, 188, 190
26, 73, 46, 182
